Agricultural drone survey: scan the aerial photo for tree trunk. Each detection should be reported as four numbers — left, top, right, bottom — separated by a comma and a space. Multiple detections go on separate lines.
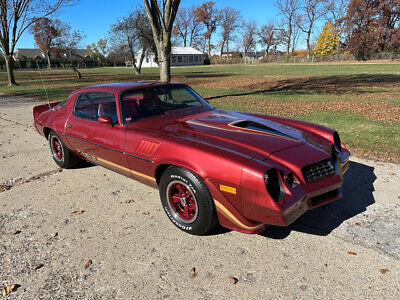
306, 31, 311, 60
227, 41, 229, 62
207, 36, 211, 56
158, 49, 171, 82
46, 51, 52, 69
5, 55, 17, 86
136, 49, 146, 74
71, 66, 82, 79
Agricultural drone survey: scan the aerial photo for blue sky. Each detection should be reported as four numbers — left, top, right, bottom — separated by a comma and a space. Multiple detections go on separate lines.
18, 0, 280, 49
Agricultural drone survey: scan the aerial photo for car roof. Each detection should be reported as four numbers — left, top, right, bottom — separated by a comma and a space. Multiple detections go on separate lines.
73, 81, 184, 94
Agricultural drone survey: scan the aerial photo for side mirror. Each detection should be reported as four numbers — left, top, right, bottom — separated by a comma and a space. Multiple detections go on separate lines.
98, 116, 112, 125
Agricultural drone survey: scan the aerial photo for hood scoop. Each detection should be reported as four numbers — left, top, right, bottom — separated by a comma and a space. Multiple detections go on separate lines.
230, 120, 298, 140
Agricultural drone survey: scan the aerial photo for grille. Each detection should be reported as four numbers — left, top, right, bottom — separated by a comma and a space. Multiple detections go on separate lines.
302, 158, 335, 183
310, 189, 339, 206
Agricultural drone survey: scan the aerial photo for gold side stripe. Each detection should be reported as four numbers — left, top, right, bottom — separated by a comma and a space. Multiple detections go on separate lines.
219, 184, 237, 194
214, 200, 264, 231
91, 155, 157, 183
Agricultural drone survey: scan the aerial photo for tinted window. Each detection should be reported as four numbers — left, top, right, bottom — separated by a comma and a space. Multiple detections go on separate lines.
120, 85, 210, 123
74, 92, 118, 123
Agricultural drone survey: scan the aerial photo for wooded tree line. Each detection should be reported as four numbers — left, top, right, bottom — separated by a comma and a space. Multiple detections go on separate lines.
172, 0, 400, 61
1, 0, 399, 85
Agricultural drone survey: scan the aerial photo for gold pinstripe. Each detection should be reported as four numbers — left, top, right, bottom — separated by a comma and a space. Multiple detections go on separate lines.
83, 153, 157, 183
214, 200, 264, 231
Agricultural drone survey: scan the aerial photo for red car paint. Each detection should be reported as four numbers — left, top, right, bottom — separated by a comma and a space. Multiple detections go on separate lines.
33, 82, 350, 234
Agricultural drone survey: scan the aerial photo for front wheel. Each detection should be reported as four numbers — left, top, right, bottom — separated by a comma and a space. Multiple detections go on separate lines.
159, 167, 217, 235
48, 131, 81, 169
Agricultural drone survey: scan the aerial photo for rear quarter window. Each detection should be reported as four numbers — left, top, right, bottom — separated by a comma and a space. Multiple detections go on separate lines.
73, 92, 117, 123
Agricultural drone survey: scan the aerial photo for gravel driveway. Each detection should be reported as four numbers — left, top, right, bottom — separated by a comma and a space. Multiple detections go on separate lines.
1, 93, 399, 299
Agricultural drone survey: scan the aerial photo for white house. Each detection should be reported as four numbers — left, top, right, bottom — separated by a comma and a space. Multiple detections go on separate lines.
134, 47, 204, 68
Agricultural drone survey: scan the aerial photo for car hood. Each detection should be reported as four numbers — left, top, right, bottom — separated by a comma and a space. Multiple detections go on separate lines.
173, 110, 332, 161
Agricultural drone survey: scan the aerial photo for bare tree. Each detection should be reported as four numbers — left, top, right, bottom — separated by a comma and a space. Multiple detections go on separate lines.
298, 0, 329, 59
241, 20, 258, 55
259, 22, 279, 56
54, 24, 85, 78
327, 0, 349, 58
109, 9, 154, 75
29, 17, 62, 69
173, 6, 202, 47
142, 0, 181, 82
219, 7, 241, 56
291, 18, 302, 54
276, 0, 301, 61
194, 1, 220, 56
0, 0, 73, 86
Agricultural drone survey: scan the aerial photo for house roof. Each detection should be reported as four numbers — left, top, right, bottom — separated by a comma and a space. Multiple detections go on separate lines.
14, 48, 46, 59
14, 48, 90, 60
171, 47, 203, 55
72, 49, 90, 58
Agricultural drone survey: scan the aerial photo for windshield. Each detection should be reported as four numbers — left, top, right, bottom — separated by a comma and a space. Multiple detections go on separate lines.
120, 84, 211, 123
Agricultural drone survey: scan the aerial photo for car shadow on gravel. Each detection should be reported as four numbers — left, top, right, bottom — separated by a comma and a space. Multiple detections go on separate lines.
260, 161, 376, 239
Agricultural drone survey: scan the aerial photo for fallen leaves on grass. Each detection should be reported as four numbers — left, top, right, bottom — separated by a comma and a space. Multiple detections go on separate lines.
228, 277, 238, 284
125, 199, 135, 203
355, 222, 361, 226
348, 251, 357, 256
71, 210, 85, 215
84, 260, 92, 269
141, 211, 150, 215
380, 268, 389, 274
2, 284, 20, 296
189, 267, 196, 278
51, 232, 58, 238
11, 230, 21, 235
33, 263, 44, 271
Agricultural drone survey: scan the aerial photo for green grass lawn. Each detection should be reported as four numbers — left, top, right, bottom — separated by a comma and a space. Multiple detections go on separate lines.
1, 63, 399, 161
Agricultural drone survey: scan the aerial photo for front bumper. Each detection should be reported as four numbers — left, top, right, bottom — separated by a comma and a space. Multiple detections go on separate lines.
249, 152, 350, 227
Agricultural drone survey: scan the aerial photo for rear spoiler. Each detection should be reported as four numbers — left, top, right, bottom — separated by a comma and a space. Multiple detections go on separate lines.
33, 102, 60, 121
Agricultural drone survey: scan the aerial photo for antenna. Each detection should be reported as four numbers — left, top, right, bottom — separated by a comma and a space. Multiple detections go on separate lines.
36, 58, 51, 109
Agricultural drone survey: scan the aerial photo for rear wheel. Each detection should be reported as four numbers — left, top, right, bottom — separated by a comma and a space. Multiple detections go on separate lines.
48, 131, 81, 169
159, 167, 217, 235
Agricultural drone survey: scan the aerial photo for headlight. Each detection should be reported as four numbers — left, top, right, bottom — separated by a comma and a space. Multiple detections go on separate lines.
264, 168, 286, 202
285, 172, 299, 189
333, 131, 342, 151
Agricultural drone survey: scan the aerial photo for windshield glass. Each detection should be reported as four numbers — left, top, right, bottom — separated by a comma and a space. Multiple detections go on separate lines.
120, 85, 211, 123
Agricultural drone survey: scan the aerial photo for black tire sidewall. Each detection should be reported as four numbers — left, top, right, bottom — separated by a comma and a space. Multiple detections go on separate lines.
159, 167, 216, 235
48, 130, 80, 169
49, 131, 66, 167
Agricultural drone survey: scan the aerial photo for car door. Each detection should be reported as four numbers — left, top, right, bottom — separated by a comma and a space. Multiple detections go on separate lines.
65, 91, 130, 177
120, 88, 162, 186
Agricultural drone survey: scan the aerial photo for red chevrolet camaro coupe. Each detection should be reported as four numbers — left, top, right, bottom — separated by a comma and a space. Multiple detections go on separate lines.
33, 82, 350, 235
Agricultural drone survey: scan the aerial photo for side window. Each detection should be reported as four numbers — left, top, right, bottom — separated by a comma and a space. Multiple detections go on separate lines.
74, 92, 118, 123
120, 91, 143, 124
